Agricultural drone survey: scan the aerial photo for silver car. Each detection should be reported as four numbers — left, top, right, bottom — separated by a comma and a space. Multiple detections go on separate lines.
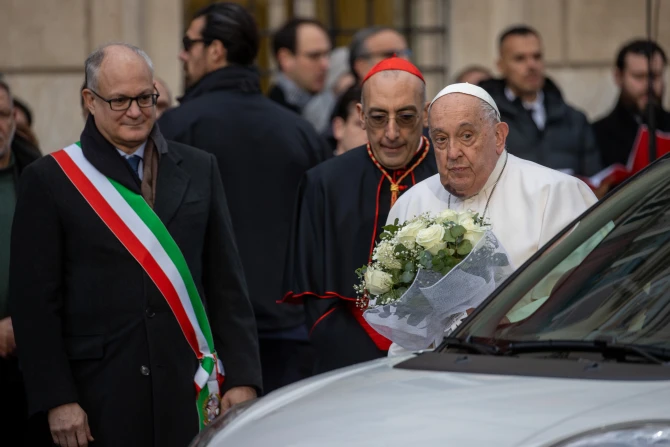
192, 155, 670, 447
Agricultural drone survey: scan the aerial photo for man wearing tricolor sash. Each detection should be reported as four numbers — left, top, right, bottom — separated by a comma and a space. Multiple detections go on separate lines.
9, 43, 261, 447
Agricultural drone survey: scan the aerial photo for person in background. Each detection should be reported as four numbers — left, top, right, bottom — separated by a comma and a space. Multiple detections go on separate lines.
330, 85, 366, 156
159, 3, 330, 394
12, 97, 40, 150
0, 80, 49, 447
348, 26, 410, 83
593, 39, 669, 168
454, 65, 493, 85
479, 25, 602, 178
268, 18, 331, 119
154, 77, 173, 118
303, 46, 356, 134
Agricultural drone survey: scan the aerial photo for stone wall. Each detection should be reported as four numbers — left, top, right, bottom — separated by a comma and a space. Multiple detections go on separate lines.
1, 0, 669, 152
449, 0, 670, 121
0, 0, 182, 153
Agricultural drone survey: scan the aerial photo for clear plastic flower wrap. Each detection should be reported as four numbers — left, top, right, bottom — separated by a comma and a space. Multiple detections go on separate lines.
362, 229, 514, 350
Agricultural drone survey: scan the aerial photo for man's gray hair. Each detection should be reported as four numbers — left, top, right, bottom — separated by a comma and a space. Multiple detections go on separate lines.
85, 42, 154, 91
479, 99, 500, 127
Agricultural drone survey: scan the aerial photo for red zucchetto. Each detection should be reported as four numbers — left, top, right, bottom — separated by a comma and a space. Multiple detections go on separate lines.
362, 56, 425, 84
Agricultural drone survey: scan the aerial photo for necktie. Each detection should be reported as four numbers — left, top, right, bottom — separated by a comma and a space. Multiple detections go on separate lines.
126, 154, 142, 177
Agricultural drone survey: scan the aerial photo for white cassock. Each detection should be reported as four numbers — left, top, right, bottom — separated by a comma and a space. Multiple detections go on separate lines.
385, 150, 598, 355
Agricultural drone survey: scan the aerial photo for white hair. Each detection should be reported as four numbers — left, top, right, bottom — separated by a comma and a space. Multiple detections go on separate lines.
478, 98, 501, 127
85, 42, 154, 91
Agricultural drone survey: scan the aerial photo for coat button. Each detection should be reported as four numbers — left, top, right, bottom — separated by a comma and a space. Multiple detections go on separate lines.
145, 307, 155, 318
140, 365, 151, 376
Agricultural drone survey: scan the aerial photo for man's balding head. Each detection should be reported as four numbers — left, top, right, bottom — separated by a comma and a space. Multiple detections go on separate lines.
82, 43, 157, 154
429, 92, 508, 199
358, 69, 427, 170
85, 43, 153, 92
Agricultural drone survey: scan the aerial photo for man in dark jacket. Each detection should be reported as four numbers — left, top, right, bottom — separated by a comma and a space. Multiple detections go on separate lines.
10, 43, 260, 447
479, 25, 602, 177
0, 80, 49, 446
159, 3, 330, 393
267, 18, 331, 116
593, 40, 670, 168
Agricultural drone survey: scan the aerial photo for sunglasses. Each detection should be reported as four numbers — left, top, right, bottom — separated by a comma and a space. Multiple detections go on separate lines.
182, 35, 212, 52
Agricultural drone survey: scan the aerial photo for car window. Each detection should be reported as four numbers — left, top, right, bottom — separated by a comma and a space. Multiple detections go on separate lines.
457, 158, 670, 350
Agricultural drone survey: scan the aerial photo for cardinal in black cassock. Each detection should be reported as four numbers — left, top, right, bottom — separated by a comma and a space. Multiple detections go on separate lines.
282, 57, 438, 373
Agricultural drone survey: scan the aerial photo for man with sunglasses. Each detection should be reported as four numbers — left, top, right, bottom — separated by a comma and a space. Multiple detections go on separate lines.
159, 3, 330, 395
10, 42, 261, 447
283, 57, 437, 374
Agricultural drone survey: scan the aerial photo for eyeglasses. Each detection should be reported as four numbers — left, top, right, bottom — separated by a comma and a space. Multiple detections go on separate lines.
183, 35, 211, 52
360, 48, 412, 60
365, 111, 420, 129
89, 89, 159, 111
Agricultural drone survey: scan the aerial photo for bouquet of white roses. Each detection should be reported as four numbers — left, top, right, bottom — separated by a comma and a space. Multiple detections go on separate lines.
356, 209, 514, 350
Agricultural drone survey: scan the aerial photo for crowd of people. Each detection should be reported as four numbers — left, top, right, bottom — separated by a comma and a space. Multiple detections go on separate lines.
0, 2, 669, 446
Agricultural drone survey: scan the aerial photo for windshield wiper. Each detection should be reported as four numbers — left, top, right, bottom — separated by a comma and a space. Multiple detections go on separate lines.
501, 339, 670, 365
435, 336, 500, 355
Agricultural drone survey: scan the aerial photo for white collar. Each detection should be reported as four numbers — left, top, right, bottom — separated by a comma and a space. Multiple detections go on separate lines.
116, 141, 147, 159
504, 87, 544, 110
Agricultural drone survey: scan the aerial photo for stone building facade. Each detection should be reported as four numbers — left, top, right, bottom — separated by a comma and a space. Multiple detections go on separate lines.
1, 0, 668, 153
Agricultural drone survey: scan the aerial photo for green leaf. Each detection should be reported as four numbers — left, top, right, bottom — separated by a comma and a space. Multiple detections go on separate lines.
440, 266, 453, 275
442, 229, 456, 242
450, 225, 466, 238
400, 270, 415, 284
404, 261, 415, 272
394, 244, 408, 255
457, 239, 473, 255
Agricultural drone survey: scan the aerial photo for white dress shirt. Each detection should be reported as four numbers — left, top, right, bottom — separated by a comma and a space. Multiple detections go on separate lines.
505, 87, 546, 131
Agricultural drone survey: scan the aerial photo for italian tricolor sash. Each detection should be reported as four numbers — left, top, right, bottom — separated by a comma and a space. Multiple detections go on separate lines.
52, 142, 224, 429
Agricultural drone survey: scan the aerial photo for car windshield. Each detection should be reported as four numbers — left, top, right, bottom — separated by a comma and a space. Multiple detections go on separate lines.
454, 157, 670, 351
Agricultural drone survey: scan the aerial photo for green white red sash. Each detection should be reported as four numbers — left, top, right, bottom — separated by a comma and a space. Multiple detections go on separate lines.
51, 142, 224, 429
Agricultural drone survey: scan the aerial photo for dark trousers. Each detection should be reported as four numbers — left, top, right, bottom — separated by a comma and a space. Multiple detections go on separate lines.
258, 338, 315, 394
0, 357, 52, 446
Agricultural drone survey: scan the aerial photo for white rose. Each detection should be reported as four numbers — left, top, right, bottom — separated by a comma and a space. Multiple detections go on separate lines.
416, 224, 447, 256
364, 268, 393, 296
396, 219, 427, 249
372, 240, 403, 270
456, 210, 477, 227
463, 228, 487, 246
436, 208, 459, 224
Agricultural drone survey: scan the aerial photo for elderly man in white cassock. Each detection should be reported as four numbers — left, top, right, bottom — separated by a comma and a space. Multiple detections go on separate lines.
386, 83, 598, 352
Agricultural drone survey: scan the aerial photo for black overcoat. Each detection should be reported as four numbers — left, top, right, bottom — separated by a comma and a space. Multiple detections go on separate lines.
9, 116, 261, 447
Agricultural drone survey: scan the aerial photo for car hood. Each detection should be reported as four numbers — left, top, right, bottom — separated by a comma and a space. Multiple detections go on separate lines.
205, 354, 670, 447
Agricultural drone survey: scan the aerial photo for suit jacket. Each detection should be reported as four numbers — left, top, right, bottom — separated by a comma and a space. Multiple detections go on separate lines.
479, 78, 602, 177
9, 116, 261, 447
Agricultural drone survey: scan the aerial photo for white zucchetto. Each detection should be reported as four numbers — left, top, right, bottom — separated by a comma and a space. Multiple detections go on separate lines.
429, 82, 501, 120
